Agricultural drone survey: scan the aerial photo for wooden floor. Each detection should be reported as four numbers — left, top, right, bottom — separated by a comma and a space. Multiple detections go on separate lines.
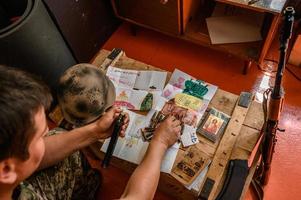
90, 22, 301, 200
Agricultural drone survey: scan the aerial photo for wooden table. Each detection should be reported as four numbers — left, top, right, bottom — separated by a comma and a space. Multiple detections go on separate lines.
86, 49, 265, 199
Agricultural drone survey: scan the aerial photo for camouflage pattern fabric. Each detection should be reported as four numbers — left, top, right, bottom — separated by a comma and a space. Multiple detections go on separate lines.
13, 128, 101, 200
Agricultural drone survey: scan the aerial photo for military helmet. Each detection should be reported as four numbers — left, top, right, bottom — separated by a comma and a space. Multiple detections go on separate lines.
57, 63, 116, 126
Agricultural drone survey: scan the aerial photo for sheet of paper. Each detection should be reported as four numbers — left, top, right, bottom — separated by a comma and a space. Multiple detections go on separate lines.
129, 89, 149, 110
169, 69, 192, 89
162, 83, 183, 100
161, 143, 180, 173
117, 137, 149, 164
152, 96, 167, 111
148, 71, 167, 90
150, 91, 163, 110
134, 71, 152, 90
186, 165, 209, 191
126, 111, 148, 138
181, 125, 199, 147
203, 84, 218, 101
107, 66, 167, 91
165, 69, 218, 102
106, 66, 138, 88
115, 87, 149, 110
206, 15, 262, 44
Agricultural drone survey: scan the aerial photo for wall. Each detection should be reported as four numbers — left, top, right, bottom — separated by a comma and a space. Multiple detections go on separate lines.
43, 0, 120, 62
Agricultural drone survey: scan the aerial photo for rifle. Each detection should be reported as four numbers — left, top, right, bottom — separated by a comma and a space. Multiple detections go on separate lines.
259, 7, 295, 185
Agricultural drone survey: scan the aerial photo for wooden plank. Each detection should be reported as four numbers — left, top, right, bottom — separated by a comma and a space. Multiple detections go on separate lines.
236, 126, 261, 152
209, 89, 238, 116
91, 49, 110, 66
198, 99, 251, 200
243, 101, 265, 131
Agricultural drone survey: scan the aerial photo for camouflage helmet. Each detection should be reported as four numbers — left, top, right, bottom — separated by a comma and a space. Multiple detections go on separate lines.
57, 63, 116, 126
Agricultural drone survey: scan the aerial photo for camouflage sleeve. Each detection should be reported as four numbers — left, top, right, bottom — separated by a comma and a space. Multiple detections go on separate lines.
16, 128, 101, 200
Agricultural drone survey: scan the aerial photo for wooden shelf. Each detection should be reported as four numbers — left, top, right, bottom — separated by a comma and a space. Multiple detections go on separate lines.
182, 11, 262, 61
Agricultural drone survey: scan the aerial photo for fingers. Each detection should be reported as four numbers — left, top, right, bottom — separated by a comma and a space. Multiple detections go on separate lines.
119, 112, 130, 138
120, 123, 128, 137
106, 106, 122, 119
171, 120, 181, 127
174, 126, 182, 138
123, 112, 130, 124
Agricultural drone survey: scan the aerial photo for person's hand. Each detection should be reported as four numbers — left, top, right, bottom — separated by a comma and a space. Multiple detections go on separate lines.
90, 106, 129, 139
151, 115, 181, 149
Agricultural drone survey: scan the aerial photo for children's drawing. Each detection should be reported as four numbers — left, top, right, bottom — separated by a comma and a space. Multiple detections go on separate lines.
140, 93, 153, 111
115, 88, 135, 110
166, 69, 218, 102
175, 93, 203, 111
183, 79, 209, 99
162, 84, 183, 100
173, 76, 185, 88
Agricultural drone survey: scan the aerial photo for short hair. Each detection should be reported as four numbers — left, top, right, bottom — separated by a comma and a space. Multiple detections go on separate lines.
0, 65, 52, 161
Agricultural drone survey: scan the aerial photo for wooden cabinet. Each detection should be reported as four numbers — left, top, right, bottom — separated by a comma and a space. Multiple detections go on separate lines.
111, 0, 201, 35
112, 0, 180, 34
111, 0, 287, 73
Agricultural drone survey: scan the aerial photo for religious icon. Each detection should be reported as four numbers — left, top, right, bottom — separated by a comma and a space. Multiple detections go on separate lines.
197, 108, 230, 143
202, 115, 224, 135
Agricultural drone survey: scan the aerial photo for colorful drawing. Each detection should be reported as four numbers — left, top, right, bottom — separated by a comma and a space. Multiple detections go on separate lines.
183, 79, 209, 99
140, 93, 153, 111
162, 84, 183, 100
167, 69, 218, 102
175, 93, 203, 111
173, 76, 185, 88
117, 90, 129, 101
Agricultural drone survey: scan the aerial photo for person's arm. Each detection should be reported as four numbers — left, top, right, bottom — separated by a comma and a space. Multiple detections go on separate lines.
39, 107, 129, 170
121, 116, 181, 200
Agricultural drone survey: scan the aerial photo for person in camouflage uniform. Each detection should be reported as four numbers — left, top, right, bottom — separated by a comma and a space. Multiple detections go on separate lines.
0, 66, 129, 200
0, 65, 182, 200
13, 129, 100, 200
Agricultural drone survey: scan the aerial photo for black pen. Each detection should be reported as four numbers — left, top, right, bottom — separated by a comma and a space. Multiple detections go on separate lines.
102, 113, 125, 168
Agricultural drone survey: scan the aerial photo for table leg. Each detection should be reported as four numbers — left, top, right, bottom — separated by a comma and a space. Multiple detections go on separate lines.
243, 60, 252, 75
259, 15, 281, 65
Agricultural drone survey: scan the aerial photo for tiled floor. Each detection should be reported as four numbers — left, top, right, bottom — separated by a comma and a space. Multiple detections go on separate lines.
94, 23, 301, 200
